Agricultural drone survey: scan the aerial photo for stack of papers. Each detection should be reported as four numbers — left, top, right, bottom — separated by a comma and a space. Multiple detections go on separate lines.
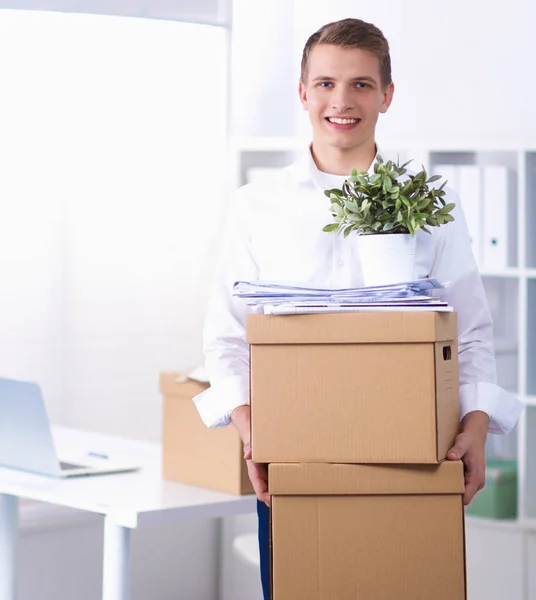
233, 279, 452, 315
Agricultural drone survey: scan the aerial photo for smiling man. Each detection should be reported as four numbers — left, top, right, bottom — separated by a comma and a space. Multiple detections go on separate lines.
299, 37, 393, 176
194, 18, 523, 600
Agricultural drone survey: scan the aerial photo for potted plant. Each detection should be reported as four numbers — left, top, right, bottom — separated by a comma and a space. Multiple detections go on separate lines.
322, 156, 455, 286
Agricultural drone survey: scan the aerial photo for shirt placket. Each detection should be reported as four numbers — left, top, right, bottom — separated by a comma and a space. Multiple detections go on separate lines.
331, 234, 353, 289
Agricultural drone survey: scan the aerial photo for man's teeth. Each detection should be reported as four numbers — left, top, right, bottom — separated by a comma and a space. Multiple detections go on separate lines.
328, 118, 359, 124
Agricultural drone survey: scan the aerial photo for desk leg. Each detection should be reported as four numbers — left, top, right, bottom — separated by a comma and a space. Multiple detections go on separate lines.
0, 494, 18, 600
102, 517, 131, 600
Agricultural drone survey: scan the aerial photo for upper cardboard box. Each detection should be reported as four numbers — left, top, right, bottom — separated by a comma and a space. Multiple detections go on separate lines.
248, 311, 460, 464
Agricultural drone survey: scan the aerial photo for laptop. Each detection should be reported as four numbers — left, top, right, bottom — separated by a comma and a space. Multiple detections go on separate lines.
0, 377, 140, 478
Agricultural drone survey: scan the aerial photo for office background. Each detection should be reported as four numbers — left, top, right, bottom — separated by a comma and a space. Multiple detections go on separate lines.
0, 0, 534, 598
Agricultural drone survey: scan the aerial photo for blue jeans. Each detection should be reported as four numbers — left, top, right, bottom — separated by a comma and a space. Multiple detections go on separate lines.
257, 499, 271, 600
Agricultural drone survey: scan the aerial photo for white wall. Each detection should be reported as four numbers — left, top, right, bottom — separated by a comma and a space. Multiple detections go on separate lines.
0, 10, 228, 441
0, 10, 235, 599
230, 0, 295, 138
231, 0, 536, 147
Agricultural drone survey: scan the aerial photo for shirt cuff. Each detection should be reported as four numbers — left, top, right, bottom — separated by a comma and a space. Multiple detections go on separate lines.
192, 375, 250, 428
459, 381, 524, 435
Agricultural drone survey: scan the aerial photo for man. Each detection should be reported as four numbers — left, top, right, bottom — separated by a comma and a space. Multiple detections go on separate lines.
194, 18, 523, 599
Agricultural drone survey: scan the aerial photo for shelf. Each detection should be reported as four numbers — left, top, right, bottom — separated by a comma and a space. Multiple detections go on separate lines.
230, 137, 307, 187
528, 280, 536, 395
229, 143, 536, 541
526, 152, 536, 268
466, 516, 536, 533
465, 515, 524, 531
480, 269, 521, 278
521, 517, 536, 532
429, 150, 518, 170
524, 407, 536, 519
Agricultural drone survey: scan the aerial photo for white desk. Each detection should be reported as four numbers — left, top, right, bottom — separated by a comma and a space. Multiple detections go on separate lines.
0, 426, 257, 600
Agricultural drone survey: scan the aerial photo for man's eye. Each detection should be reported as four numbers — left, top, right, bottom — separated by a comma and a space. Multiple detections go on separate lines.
355, 82, 370, 89
319, 82, 333, 88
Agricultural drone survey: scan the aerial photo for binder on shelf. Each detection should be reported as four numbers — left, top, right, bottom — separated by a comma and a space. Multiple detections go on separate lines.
481, 166, 517, 271
457, 165, 483, 267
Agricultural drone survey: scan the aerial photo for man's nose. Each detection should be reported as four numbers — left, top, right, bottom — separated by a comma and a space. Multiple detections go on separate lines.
331, 89, 354, 113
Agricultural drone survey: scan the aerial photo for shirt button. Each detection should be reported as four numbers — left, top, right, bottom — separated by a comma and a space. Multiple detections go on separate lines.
338, 259, 344, 267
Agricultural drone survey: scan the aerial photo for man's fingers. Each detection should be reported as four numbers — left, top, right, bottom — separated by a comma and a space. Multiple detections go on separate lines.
253, 478, 270, 506
258, 489, 271, 506
463, 478, 482, 505
243, 441, 252, 460
447, 444, 466, 460
247, 460, 270, 506
463, 468, 485, 505
447, 433, 470, 460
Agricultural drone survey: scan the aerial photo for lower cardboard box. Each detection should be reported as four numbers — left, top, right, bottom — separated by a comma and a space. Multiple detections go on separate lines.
160, 372, 253, 495
269, 460, 466, 600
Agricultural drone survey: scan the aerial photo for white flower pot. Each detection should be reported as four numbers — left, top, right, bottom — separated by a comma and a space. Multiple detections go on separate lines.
356, 233, 417, 287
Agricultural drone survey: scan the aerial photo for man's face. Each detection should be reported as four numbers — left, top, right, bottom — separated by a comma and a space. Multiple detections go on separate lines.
299, 44, 394, 152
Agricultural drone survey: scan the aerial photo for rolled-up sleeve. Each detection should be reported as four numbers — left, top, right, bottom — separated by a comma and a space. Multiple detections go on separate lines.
193, 188, 259, 428
432, 189, 524, 434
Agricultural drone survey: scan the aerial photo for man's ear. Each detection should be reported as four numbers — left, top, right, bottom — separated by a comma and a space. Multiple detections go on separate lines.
298, 80, 308, 110
380, 81, 395, 114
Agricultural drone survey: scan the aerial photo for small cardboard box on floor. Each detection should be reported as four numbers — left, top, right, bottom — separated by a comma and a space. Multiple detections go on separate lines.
160, 372, 253, 495
248, 311, 460, 464
269, 461, 467, 600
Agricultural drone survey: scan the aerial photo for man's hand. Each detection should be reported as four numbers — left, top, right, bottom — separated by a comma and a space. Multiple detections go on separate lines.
231, 405, 270, 506
447, 410, 490, 505
245, 444, 270, 506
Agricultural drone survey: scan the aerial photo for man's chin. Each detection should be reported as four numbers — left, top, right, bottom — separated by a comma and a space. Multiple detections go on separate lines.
327, 138, 365, 151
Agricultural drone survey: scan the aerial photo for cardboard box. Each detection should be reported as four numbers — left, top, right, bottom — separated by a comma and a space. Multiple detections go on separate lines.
269, 461, 466, 600
248, 312, 460, 464
160, 372, 254, 495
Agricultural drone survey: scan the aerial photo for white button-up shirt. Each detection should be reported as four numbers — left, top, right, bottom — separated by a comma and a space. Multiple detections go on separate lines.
194, 146, 524, 435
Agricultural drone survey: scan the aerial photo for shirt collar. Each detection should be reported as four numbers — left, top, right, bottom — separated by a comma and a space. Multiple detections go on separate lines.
287, 143, 384, 186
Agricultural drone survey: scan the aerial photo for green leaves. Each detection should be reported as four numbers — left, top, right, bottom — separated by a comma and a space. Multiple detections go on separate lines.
322, 223, 340, 233
322, 157, 455, 237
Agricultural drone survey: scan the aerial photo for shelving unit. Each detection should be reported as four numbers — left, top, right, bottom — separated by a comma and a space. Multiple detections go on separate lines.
229, 137, 536, 599
228, 137, 307, 189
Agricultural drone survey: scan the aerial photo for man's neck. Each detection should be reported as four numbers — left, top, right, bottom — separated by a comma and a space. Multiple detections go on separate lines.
310, 140, 377, 176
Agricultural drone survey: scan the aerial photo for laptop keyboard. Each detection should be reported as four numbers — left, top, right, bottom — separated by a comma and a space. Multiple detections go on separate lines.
60, 461, 86, 470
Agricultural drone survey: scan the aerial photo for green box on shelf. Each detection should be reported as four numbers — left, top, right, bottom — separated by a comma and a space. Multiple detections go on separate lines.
466, 459, 517, 519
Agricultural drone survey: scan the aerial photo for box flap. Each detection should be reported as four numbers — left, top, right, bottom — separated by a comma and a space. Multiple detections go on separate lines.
159, 372, 209, 398
269, 461, 464, 495
247, 312, 458, 345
